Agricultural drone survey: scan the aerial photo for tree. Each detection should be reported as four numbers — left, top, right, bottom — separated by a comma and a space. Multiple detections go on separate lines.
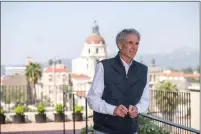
0, 87, 27, 104
48, 59, 61, 66
168, 67, 180, 72
48, 59, 53, 66
25, 62, 42, 105
182, 67, 193, 74
197, 65, 200, 73
155, 81, 179, 122
57, 59, 62, 64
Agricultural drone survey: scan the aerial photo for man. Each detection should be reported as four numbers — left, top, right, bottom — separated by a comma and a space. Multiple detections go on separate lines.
87, 28, 149, 134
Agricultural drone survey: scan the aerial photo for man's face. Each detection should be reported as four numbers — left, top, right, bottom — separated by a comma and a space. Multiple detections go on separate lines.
118, 34, 139, 59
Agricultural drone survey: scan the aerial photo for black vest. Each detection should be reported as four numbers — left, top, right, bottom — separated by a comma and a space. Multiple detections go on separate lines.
93, 53, 148, 134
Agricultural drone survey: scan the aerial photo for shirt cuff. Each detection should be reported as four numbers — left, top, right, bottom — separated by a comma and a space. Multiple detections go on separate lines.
106, 104, 116, 116
135, 104, 140, 114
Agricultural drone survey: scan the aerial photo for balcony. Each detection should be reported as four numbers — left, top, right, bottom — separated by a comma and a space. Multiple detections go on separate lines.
0, 85, 200, 134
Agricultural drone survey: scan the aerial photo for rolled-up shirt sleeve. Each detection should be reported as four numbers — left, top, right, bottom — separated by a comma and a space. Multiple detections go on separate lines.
87, 62, 116, 116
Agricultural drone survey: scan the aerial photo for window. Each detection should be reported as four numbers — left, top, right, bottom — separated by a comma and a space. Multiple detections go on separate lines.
63, 74, 66, 78
88, 49, 90, 54
96, 48, 98, 53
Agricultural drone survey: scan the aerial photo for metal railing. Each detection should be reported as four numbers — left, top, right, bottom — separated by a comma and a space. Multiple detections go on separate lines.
0, 85, 200, 134
149, 90, 191, 128
139, 113, 200, 134
71, 93, 89, 134
70, 93, 200, 134
0, 85, 86, 113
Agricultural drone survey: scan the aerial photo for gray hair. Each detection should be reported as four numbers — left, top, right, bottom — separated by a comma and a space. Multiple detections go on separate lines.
116, 28, 141, 47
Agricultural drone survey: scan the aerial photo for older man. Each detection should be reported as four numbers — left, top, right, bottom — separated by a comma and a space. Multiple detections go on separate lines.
87, 29, 149, 134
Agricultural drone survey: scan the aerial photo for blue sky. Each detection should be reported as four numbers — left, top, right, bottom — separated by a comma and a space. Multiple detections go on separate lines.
1, 2, 200, 65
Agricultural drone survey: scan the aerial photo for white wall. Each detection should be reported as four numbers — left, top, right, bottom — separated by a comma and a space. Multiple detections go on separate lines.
190, 88, 200, 130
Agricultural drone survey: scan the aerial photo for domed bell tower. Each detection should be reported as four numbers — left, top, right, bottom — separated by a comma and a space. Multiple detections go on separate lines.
81, 20, 108, 79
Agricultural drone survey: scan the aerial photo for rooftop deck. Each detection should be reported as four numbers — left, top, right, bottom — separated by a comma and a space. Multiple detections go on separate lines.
1, 119, 93, 134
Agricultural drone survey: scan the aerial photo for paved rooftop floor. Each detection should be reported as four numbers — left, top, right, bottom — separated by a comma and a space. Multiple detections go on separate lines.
1, 119, 93, 134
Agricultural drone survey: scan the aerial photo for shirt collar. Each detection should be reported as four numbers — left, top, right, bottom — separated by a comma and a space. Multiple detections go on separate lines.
120, 57, 133, 67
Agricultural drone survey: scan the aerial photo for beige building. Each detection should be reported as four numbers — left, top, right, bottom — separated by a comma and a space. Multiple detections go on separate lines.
36, 63, 69, 105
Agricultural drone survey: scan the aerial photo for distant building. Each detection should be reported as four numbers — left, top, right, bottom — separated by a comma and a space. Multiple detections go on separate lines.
159, 71, 200, 82
1, 75, 27, 86
158, 71, 200, 91
37, 63, 69, 105
41, 63, 69, 86
148, 58, 162, 90
5, 66, 26, 76
4, 57, 34, 76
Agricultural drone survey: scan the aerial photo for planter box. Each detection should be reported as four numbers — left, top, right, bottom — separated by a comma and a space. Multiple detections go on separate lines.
72, 113, 83, 121
0, 115, 5, 124
54, 113, 65, 122
13, 115, 25, 123
35, 114, 46, 123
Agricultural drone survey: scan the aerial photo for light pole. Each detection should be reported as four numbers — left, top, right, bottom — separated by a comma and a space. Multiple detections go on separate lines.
49, 58, 62, 106
52, 58, 58, 106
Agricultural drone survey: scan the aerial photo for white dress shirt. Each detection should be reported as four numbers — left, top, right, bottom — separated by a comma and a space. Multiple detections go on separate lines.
87, 58, 149, 116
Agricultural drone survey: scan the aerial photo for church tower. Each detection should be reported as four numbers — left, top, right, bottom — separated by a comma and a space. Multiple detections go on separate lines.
81, 20, 107, 59
72, 20, 108, 80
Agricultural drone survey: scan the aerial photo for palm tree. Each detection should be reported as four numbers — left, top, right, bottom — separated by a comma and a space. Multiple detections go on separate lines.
25, 62, 42, 105
154, 81, 180, 132
155, 81, 178, 121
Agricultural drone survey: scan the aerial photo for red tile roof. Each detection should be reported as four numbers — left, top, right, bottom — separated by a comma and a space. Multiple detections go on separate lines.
159, 72, 200, 78
70, 73, 89, 79
76, 90, 86, 97
44, 67, 68, 73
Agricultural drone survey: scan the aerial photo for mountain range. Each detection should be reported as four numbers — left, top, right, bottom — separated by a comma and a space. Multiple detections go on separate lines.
134, 46, 199, 69
1, 47, 199, 75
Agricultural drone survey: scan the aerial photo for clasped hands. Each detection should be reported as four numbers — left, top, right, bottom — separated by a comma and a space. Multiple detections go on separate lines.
113, 105, 138, 118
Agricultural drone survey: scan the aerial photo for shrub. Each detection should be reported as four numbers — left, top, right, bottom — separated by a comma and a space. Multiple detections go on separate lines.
80, 116, 171, 134
14, 105, 24, 115
80, 125, 94, 134
139, 116, 170, 134
55, 104, 63, 114
0, 107, 5, 115
74, 105, 83, 114
37, 105, 45, 114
